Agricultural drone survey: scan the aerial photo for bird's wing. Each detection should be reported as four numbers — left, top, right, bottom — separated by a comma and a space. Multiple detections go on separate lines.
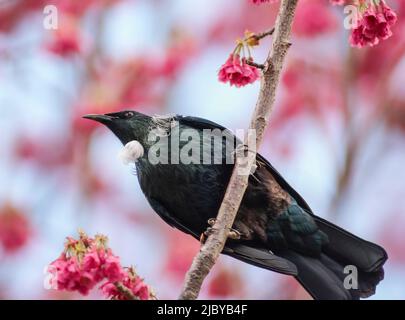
177, 115, 313, 211
178, 115, 387, 272
147, 197, 200, 238
148, 191, 298, 275
224, 244, 298, 276
253, 154, 387, 271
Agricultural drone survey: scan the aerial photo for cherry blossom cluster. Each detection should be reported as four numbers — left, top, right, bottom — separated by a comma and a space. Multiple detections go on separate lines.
218, 30, 265, 87
350, 0, 397, 47
46, 231, 154, 300
219, 0, 398, 88
251, 0, 397, 48
328, 0, 398, 47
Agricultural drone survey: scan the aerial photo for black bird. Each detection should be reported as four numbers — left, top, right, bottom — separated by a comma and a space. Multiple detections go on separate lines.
84, 110, 387, 300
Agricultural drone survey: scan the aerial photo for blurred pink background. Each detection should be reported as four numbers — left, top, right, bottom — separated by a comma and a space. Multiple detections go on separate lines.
0, 0, 404, 299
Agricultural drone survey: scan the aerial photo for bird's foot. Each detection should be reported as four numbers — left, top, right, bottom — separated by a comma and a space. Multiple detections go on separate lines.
207, 218, 216, 226
228, 229, 241, 240
206, 218, 242, 240
199, 232, 207, 244
200, 226, 214, 244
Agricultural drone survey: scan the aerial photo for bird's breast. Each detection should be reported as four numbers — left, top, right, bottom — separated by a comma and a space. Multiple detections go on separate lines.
136, 160, 231, 234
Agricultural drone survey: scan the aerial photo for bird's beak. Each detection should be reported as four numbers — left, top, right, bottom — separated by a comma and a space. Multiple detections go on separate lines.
82, 114, 114, 125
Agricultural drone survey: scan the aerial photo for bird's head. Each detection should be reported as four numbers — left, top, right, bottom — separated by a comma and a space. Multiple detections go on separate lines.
83, 110, 151, 145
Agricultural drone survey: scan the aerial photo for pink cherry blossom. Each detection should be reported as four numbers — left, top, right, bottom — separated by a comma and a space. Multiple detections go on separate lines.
350, 1, 397, 48
82, 250, 101, 271
218, 54, 260, 87
100, 282, 118, 297
103, 252, 125, 282
46, 32, 81, 57
82, 249, 105, 282
46, 232, 152, 299
381, 1, 397, 27
101, 268, 151, 300
0, 204, 31, 254
48, 255, 97, 295
130, 277, 150, 300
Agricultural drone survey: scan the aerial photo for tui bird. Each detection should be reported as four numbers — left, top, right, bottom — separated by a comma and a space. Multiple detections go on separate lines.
84, 110, 387, 300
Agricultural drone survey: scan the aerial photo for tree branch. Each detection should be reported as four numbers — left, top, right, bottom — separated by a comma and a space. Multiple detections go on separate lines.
178, 0, 299, 300
253, 27, 275, 41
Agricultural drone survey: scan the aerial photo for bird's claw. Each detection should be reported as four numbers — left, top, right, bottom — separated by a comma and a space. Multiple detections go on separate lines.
205, 218, 242, 240
199, 232, 206, 244
228, 229, 241, 240
205, 227, 214, 236
200, 226, 214, 245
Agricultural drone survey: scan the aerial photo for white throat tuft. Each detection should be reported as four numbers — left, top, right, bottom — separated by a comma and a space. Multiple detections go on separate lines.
118, 140, 144, 165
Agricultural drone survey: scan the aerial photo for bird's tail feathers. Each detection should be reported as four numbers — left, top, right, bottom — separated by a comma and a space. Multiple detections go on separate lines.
278, 216, 387, 300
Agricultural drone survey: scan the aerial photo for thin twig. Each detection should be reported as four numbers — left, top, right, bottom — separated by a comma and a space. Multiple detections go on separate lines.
254, 27, 275, 41
245, 60, 265, 69
114, 282, 139, 300
178, 0, 299, 300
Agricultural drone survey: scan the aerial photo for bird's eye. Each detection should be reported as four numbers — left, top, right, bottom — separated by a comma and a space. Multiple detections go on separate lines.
124, 111, 134, 118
